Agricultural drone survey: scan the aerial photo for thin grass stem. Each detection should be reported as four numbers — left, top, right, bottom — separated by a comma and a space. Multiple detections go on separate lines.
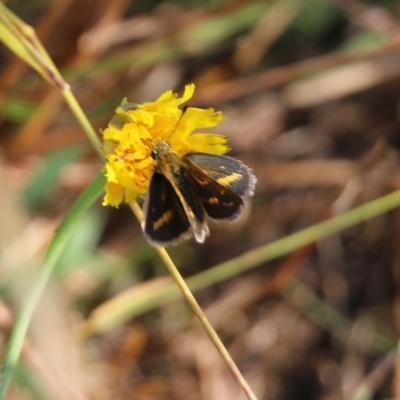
131, 202, 259, 400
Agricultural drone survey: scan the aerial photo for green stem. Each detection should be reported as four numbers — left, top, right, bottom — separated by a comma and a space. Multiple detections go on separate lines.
131, 203, 258, 400
0, 173, 105, 400
188, 188, 400, 290
0, 5, 105, 397
85, 188, 400, 333
61, 89, 103, 159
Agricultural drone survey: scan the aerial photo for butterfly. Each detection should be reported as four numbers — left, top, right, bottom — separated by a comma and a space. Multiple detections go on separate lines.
142, 139, 256, 246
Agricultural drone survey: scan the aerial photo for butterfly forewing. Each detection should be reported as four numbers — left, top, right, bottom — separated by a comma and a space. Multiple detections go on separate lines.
183, 155, 245, 221
142, 172, 191, 245
167, 164, 208, 242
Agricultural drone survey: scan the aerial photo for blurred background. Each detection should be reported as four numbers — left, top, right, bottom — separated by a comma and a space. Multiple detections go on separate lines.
1, 0, 400, 399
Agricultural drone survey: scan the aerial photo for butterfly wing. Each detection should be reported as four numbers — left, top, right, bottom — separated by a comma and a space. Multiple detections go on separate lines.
185, 153, 256, 197
166, 164, 209, 243
183, 154, 249, 221
143, 151, 256, 244
142, 172, 192, 246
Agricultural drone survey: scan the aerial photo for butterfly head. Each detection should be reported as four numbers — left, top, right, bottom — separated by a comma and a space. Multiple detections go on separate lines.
150, 139, 181, 175
150, 139, 171, 159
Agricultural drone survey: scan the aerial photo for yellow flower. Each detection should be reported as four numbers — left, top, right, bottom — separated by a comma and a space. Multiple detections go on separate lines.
101, 84, 229, 207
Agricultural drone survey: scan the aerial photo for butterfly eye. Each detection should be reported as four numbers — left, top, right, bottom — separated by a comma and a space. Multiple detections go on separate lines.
150, 150, 157, 159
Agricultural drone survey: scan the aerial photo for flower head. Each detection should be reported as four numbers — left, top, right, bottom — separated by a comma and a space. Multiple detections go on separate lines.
101, 84, 229, 207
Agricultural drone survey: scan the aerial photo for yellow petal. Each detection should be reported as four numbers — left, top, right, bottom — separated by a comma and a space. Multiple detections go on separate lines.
186, 133, 230, 155
130, 109, 154, 126
176, 83, 195, 105
151, 89, 175, 104
103, 182, 125, 207
172, 107, 224, 142
135, 157, 154, 169
104, 163, 119, 183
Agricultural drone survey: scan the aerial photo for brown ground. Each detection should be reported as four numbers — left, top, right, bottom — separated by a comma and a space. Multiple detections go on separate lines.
1, 1, 400, 399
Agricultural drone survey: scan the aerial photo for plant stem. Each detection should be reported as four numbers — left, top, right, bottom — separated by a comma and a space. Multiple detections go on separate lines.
131, 202, 259, 400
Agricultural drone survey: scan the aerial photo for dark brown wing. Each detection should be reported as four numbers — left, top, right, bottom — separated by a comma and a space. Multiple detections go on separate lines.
185, 153, 256, 197
142, 172, 192, 246
165, 164, 209, 243
183, 155, 245, 221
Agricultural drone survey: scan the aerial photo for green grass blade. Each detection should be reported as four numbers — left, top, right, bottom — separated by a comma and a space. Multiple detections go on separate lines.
61, 89, 103, 158
0, 173, 105, 400
22, 144, 86, 212
85, 188, 400, 333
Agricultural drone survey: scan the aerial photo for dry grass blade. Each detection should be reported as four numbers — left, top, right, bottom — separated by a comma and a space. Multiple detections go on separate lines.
0, 3, 69, 89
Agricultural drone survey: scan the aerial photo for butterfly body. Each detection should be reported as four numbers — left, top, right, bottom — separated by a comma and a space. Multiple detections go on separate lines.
142, 139, 256, 247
